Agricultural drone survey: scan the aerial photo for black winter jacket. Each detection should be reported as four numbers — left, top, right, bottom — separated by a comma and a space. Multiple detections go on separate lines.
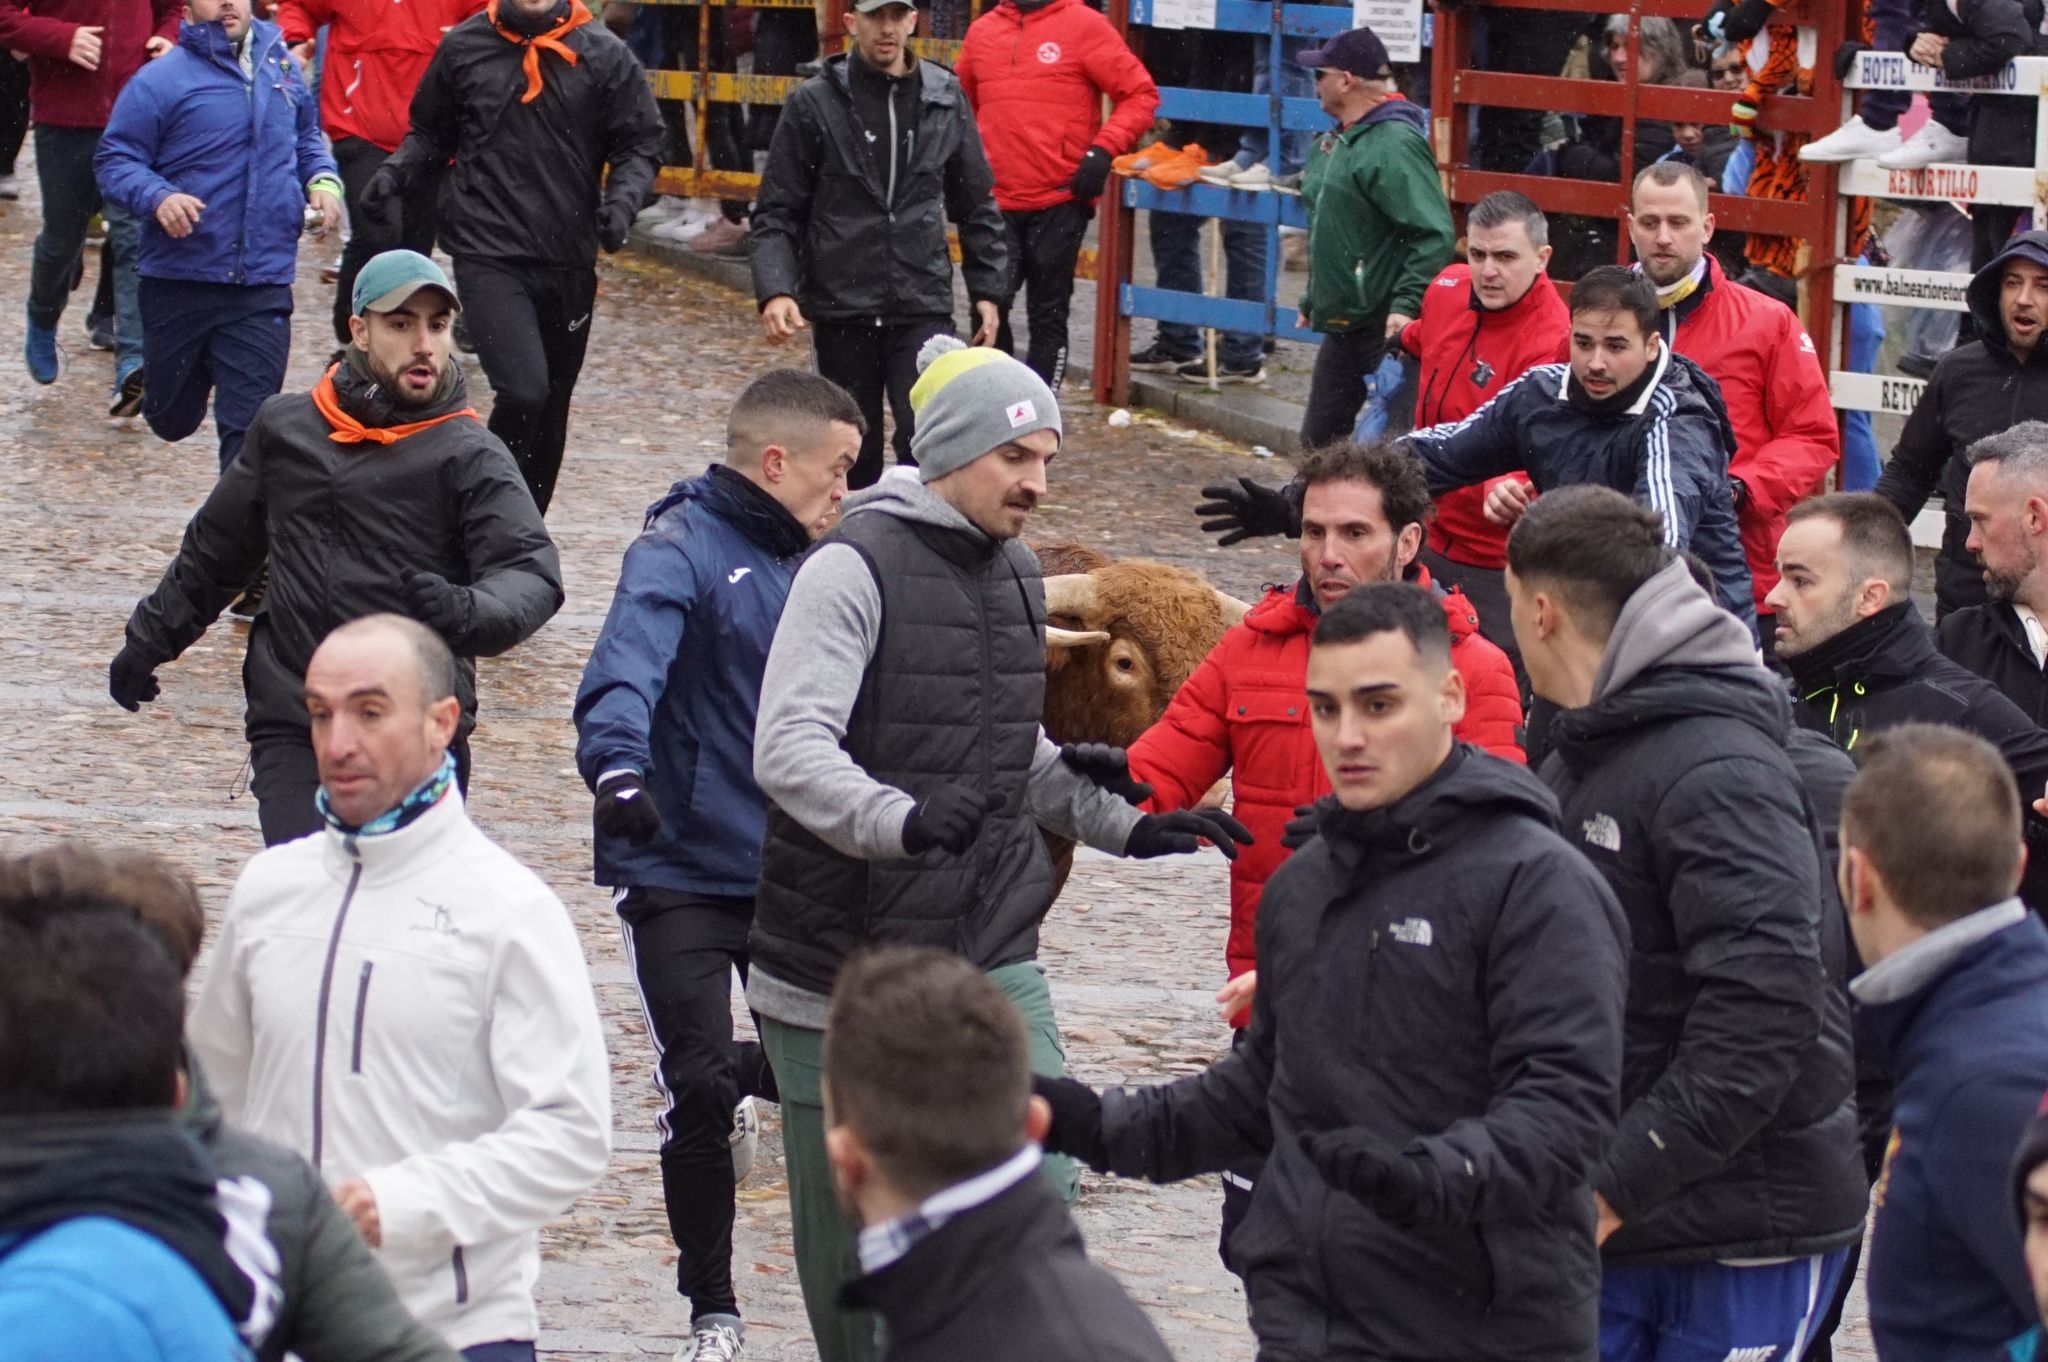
1543, 560, 1865, 1265
122, 360, 563, 741
1094, 747, 1629, 1361
1784, 600, 2048, 909
1939, 599, 2048, 726
750, 53, 1009, 322
1876, 233, 2048, 616
377, 1, 664, 266
840, 1173, 1174, 1362
1909, 0, 2047, 165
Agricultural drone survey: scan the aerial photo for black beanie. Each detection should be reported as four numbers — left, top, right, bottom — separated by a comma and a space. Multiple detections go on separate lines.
2011, 1091, 2048, 1231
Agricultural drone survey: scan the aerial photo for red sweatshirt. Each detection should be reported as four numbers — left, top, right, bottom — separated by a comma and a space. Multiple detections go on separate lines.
276, 0, 484, 152
0, 0, 180, 129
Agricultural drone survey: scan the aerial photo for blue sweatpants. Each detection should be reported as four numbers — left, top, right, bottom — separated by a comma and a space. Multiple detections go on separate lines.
137, 277, 294, 471
1600, 1250, 1852, 1362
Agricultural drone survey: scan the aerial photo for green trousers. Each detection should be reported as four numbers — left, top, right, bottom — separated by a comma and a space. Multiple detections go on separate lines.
758, 961, 1077, 1362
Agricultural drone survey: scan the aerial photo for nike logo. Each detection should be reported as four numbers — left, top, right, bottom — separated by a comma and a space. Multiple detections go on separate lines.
728, 567, 752, 584
568, 313, 590, 332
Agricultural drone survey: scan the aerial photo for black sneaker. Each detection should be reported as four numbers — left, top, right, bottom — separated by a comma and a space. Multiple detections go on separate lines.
1131, 343, 1196, 373
108, 363, 145, 418
1175, 357, 1266, 385
1896, 350, 1940, 380
86, 314, 115, 352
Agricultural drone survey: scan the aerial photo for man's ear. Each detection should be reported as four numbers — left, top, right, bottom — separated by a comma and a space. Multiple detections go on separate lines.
1699, 211, 1715, 247
2026, 494, 2048, 539
426, 694, 461, 749
1535, 244, 1555, 273
1841, 844, 1878, 916
1857, 577, 1895, 618
1026, 1094, 1051, 1146
826, 1123, 865, 1193
1533, 589, 1563, 643
1438, 662, 1467, 728
1395, 522, 1424, 573
760, 444, 789, 485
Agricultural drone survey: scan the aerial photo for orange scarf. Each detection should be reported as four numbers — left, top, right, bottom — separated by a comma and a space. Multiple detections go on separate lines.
487, 0, 593, 104
312, 367, 478, 445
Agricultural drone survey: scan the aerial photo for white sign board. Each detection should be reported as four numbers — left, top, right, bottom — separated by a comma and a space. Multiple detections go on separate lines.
1837, 159, 2041, 209
1149, 0, 1215, 30
1829, 369, 1926, 417
1845, 50, 2048, 94
1835, 264, 1972, 312
1354, 0, 1423, 63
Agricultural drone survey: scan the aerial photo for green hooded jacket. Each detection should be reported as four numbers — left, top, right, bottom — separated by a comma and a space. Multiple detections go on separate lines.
1299, 97, 1455, 334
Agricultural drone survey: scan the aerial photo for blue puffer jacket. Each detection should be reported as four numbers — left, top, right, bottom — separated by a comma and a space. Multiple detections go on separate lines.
574, 466, 813, 895
95, 17, 335, 286
0, 1216, 246, 1361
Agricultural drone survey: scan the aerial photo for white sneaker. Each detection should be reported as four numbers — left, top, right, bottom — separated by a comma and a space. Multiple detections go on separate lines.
0, 174, 17, 201
730, 1096, 759, 1184
1197, 161, 1244, 186
1799, 115, 1903, 163
1229, 162, 1273, 190
651, 211, 716, 243
638, 196, 686, 224
1877, 119, 1969, 169
675, 1317, 743, 1362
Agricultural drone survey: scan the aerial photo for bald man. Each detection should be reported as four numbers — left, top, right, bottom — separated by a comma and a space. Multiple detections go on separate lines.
188, 614, 611, 1362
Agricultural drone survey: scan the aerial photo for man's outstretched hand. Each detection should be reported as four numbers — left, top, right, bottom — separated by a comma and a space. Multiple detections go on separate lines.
1125, 809, 1254, 860
1032, 1074, 1108, 1169
1196, 477, 1297, 545
1059, 742, 1153, 805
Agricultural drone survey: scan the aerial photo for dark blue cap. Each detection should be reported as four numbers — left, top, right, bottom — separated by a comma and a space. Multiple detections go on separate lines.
1297, 27, 1392, 79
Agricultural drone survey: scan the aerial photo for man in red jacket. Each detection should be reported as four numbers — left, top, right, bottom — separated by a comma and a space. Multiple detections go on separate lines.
1398, 189, 1569, 667
1125, 437, 1521, 1275
1628, 161, 1838, 652
956, 0, 1155, 387
0, 0, 176, 411
277, 0, 483, 350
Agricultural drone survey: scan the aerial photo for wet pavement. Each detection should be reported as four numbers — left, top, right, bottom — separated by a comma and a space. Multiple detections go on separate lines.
0, 171, 1870, 1361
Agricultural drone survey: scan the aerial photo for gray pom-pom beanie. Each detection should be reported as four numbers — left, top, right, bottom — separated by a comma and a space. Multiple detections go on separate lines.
906, 335, 1063, 482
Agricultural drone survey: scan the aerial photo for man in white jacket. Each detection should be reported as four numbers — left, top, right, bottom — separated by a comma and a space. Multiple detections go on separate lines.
189, 613, 612, 1362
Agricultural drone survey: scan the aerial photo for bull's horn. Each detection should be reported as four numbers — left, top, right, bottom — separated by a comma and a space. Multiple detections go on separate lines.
1042, 574, 1102, 622
1047, 627, 1112, 648
1213, 588, 1252, 627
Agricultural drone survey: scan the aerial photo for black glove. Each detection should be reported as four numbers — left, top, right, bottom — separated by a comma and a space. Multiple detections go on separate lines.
593, 771, 663, 846
1125, 809, 1255, 861
1300, 1128, 1434, 1224
901, 783, 997, 855
1280, 800, 1325, 851
598, 201, 633, 253
1703, 0, 1772, 43
108, 645, 160, 712
357, 163, 402, 234
400, 567, 472, 640
1832, 39, 1871, 81
1032, 1074, 1109, 1169
1059, 742, 1153, 805
1730, 476, 1750, 509
1070, 146, 1114, 201
1195, 477, 1299, 545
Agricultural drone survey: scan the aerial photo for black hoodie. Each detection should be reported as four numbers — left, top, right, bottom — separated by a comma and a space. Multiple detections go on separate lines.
1092, 746, 1630, 1360
1876, 231, 2048, 616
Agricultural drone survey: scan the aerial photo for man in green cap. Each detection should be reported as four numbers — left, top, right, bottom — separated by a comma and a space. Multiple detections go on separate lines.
109, 247, 564, 846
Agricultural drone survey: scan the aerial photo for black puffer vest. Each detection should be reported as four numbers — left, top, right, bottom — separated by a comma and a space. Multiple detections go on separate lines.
752, 509, 1055, 995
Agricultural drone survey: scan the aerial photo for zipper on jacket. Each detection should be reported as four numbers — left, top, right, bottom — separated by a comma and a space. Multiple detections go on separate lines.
309, 858, 366, 1168
885, 79, 900, 210
349, 960, 374, 1074
451, 1245, 469, 1304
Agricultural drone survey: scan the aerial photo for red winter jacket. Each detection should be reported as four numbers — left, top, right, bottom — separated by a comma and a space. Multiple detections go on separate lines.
1399, 264, 1571, 570
1124, 569, 1523, 1013
955, 0, 1157, 212
0, 0, 179, 129
276, 0, 484, 151
1661, 256, 1840, 613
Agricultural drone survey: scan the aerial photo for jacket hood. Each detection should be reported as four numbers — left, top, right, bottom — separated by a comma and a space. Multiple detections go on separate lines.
841, 465, 993, 541
1967, 230, 2048, 356
1265, 565, 1478, 640
824, 50, 951, 103
1245, 582, 1315, 637
840, 1174, 1079, 1334
1592, 558, 1759, 700
644, 465, 812, 557
1318, 744, 1561, 866
1780, 600, 1937, 693
1356, 96, 1428, 140
1857, 907, 2048, 1066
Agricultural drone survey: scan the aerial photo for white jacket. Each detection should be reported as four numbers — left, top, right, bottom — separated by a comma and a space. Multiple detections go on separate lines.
188, 790, 613, 1352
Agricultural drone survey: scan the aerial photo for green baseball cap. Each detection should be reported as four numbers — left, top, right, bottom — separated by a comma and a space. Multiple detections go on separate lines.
851, 0, 916, 13
351, 248, 460, 318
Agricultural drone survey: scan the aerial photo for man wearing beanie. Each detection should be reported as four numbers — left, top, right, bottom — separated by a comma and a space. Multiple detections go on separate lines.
749, 338, 1251, 1362
108, 249, 563, 845
1841, 723, 2048, 1361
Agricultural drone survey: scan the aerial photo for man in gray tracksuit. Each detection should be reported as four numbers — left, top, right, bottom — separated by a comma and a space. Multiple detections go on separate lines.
747, 336, 1252, 1362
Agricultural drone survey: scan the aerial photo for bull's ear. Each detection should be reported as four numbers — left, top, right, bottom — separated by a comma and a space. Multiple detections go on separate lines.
1046, 627, 1112, 648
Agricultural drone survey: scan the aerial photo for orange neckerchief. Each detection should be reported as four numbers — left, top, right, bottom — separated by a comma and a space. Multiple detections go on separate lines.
487, 0, 593, 104
312, 366, 479, 445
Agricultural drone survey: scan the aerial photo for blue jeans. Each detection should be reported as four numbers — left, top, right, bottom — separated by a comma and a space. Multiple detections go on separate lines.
1149, 209, 1266, 367
137, 278, 293, 470
461, 1344, 536, 1362
1843, 299, 1885, 490
1236, 34, 1314, 175
28, 123, 142, 369
1860, 0, 1968, 132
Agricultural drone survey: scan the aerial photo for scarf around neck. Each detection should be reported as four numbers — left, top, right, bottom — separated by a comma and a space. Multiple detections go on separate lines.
318, 752, 457, 838
487, 0, 593, 103
312, 351, 476, 445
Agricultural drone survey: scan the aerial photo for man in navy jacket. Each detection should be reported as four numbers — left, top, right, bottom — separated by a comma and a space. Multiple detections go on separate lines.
1842, 723, 2048, 1361
95, 0, 338, 470
571, 369, 861, 1362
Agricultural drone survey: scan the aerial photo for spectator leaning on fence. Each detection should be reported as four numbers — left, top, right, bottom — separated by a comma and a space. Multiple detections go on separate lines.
1294, 25, 1455, 450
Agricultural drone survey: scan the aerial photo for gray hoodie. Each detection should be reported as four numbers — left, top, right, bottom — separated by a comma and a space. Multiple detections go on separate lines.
1590, 558, 1763, 702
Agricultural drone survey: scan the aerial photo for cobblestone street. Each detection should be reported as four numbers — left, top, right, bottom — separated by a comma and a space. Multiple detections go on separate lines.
0, 180, 1873, 1360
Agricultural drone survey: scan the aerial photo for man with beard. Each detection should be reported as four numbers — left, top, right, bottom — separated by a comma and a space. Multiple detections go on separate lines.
1769, 491, 2048, 910
108, 249, 562, 845
1626, 162, 1837, 650
1879, 234, 2048, 618
1942, 423, 2048, 724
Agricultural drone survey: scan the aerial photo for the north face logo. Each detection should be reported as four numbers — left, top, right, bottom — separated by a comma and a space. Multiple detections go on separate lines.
1037, 41, 1061, 62
1389, 917, 1433, 947
1581, 813, 1622, 852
